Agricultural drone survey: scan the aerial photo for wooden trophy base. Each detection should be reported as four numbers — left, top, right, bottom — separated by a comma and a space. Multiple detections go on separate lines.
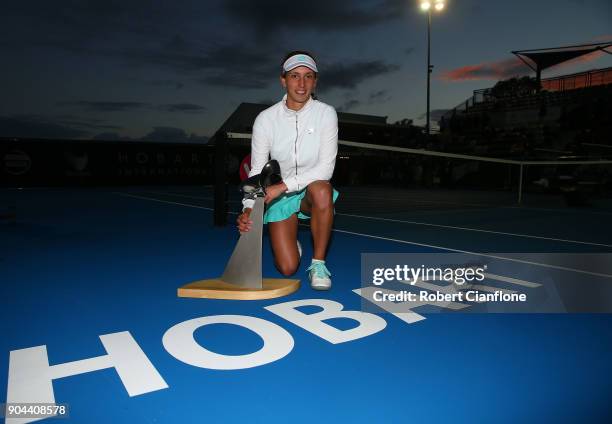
178, 278, 300, 300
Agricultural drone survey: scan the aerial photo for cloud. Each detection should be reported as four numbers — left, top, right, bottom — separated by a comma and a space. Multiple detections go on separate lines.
60, 101, 148, 112
198, 74, 269, 89
149, 80, 185, 90
157, 103, 207, 113
113, 41, 279, 88
60, 100, 207, 114
440, 58, 529, 82
368, 90, 391, 104
592, 34, 612, 42
568, 0, 611, 9
224, 0, 406, 36
187, 133, 209, 143
140, 126, 209, 143
320, 60, 400, 92
63, 122, 121, 130
4, 3, 401, 91
125, 47, 210, 73
441, 41, 611, 83
193, 43, 278, 88
92, 132, 134, 141
2, 5, 234, 84
141, 126, 189, 142
337, 99, 361, 112
0, 115, 89, 139
53, 116, 122, 131
0, 115, 209, 142
3, 1, 170, 46
164, 34, 190, 52
123, 42, 398, 91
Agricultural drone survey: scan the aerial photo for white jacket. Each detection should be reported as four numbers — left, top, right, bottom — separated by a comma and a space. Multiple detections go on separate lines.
242, 94, 338, 210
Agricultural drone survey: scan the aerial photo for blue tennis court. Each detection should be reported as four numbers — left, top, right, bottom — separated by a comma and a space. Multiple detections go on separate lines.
2, 186, 612, 423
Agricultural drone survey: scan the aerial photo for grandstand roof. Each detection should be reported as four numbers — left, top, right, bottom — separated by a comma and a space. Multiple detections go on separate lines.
513, 41, 612, 74
209, 102, 396, 146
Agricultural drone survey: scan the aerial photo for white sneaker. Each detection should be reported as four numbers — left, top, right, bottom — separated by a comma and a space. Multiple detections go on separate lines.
307, 260, 332, 290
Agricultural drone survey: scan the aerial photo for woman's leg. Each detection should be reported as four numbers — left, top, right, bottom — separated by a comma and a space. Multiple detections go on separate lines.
268, 214, 300, 276
300, 180, 333, 260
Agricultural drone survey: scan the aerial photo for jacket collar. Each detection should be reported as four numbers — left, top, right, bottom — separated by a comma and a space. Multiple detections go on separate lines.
281, 94, 315, 116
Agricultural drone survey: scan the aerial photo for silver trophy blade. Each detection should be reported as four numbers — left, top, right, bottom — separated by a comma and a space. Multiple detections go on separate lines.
221, 196, 264, 289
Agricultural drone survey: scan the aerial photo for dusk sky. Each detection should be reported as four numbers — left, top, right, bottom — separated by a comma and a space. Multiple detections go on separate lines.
1, 0, 610, 142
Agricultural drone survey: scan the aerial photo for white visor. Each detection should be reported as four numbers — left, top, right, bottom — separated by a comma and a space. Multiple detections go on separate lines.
282, 54, 318, 73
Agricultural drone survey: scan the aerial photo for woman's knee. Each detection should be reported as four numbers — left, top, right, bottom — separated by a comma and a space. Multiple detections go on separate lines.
276, 259, 299, 277
307, 181, 333, 209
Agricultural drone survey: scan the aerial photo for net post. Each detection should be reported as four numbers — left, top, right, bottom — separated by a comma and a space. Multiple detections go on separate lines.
213, 130, 228, 226
518, 163, 525, 205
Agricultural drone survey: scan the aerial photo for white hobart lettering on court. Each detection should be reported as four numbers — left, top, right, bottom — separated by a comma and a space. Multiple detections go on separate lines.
6, 331, 168, 424
265, 299, 387, 344
354, 288, 429, 324
162, 315, 294, 370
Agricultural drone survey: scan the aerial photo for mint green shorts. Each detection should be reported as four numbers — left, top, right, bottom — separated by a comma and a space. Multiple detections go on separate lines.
264, 187, 339, 224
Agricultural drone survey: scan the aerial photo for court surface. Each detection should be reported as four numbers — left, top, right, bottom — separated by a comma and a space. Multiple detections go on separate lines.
2, 186, 612, 423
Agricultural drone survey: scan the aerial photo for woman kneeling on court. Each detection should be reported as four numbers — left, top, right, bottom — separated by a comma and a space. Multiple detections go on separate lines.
237, 51, 339, 290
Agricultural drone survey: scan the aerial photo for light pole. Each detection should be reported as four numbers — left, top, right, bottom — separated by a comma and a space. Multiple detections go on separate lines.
420, 0, 445, 136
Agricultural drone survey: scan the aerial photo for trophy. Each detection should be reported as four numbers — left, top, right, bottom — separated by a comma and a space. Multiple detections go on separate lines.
178, 160, 300, 300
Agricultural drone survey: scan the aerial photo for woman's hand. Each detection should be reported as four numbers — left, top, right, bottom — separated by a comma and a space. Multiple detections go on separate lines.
236, 208, 253, 233
264, 182, 288, 204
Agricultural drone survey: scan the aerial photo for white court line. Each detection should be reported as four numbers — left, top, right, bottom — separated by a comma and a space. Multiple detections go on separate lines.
115, 192, 612, 279
141, 190, 242, 204
337, 212, 612, 248
146, 188, 493, 208
147, 187, 537, 210
115, 193, 214, 211
149, 189, 612, 216
343, 194, 497, 208
484, 273, 541, 288
331, 228, 612, 279
370, 207, 496, 216
142, 191, 213, 201
343, 194, 612, 216
504, 205, 612, 216
347, 194, 612, 216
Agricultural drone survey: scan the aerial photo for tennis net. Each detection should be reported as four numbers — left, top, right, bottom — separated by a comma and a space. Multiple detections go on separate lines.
214, 132, 612, 223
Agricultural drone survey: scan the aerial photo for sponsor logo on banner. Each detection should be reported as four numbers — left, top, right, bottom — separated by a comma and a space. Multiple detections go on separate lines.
3, 150, 31, 176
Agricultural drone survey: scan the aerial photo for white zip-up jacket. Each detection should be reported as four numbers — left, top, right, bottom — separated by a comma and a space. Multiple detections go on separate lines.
242, 94, 338, 210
